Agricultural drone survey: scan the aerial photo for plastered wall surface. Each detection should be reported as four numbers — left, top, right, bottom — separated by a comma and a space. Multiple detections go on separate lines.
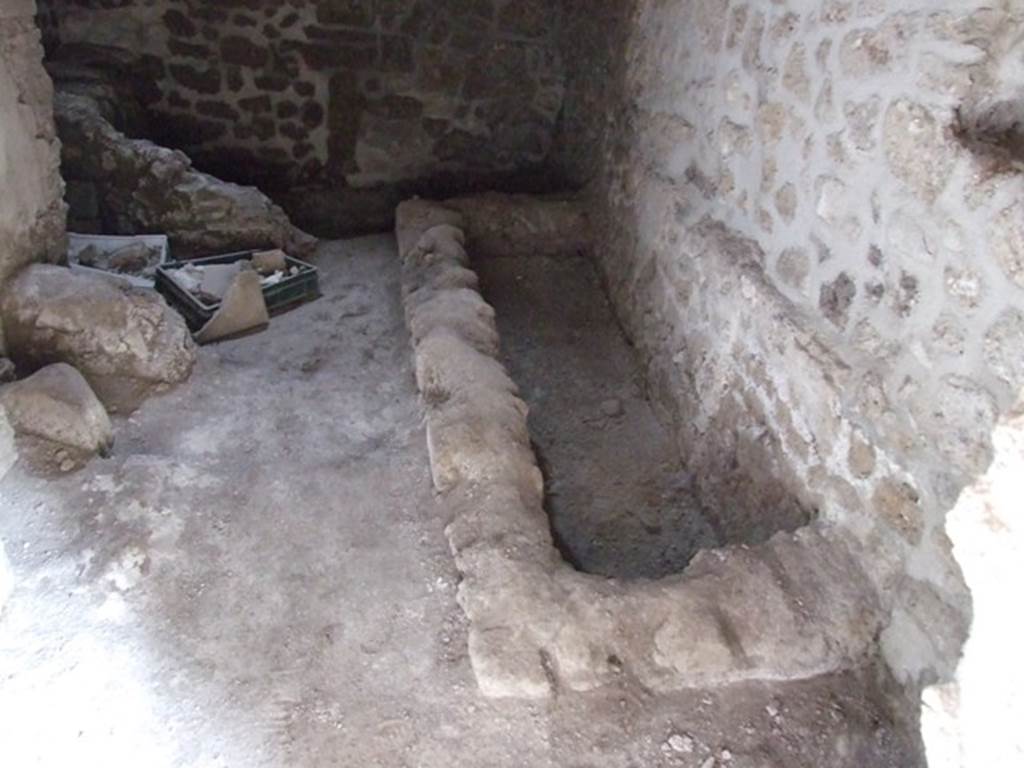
0, 0, 65, 291
557, 0, 1024, 688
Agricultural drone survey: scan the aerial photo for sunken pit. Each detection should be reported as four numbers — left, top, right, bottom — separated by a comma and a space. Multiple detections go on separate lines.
2, 0, 1023, 765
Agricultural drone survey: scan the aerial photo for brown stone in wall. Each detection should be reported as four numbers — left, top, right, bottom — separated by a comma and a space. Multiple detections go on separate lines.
220, 35, 270, 68
254, 74, 290, 92
301, 100, 325, 129
317, 0, 374, 27
289, 38, 377, 70
168, 38, 211, 58
277, 101, 299, 119
281, 122, 306, 141
379, 35, 414, 73
239, 94, 272, 114
327, 72, 364, 176
498, 0, 547, 38
163, 9, 197, 38
169, 63, 221, 95
226, 66, 244, 92
252, 116, 276, 141
872, 479, 924, 545
192, 6, 229, 24
819, 272, 857, 329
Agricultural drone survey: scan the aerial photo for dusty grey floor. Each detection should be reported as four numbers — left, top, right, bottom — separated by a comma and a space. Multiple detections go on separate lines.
477, 254, 719, 579
0, 236, 923, 767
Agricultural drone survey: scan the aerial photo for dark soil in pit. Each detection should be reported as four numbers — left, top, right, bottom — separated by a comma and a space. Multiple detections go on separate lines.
476, 253, 720, 579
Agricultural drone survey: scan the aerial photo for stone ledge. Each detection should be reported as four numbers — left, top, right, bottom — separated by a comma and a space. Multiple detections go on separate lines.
396, 196, 883, 698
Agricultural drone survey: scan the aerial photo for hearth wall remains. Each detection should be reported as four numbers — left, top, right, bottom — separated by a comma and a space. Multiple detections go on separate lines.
37, 0, 566, 233
556, 0, 1024, 692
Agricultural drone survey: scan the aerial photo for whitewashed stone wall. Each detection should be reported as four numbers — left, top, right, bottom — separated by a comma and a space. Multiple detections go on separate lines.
557, 0, 1024, 692
0, 0, 65, 293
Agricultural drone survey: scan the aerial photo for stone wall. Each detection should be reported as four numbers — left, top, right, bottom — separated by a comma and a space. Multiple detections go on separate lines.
39, 0, 565, 231
556, 0, 1024, 691
0, 0, 66, 293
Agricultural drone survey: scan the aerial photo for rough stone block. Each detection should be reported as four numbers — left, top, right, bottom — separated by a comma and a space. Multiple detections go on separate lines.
0, 363, 112, 454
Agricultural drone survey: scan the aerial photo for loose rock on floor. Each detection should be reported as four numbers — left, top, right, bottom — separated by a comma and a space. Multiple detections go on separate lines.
1, 264, 196, 413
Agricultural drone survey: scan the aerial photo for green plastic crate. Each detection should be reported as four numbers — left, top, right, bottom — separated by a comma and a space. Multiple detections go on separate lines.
155, 250, 320, 331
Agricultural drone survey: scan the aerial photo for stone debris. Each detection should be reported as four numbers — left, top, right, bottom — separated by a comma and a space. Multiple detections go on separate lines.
0, 363, 112, 455
53, 87, 317, 260
1, 264, 196, 413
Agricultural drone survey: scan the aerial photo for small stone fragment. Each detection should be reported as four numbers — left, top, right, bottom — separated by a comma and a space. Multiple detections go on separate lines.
601, 398, 625, 417
848, 433, 876, 478
667, 733, 694, 753
0, 358, 15, 384
252, 248, 289, 275
0, 363, 113, 454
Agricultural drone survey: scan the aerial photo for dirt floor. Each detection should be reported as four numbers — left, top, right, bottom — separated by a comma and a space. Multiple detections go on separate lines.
477, 253, 719, 579
0, 235, 924, 767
